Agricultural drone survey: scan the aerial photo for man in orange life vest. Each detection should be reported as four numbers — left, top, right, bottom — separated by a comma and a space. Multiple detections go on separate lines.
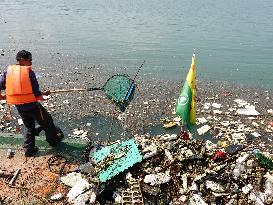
0, 50, 63, 157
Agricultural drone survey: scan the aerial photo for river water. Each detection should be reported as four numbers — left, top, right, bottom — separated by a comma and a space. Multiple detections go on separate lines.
1, 0, 273, 88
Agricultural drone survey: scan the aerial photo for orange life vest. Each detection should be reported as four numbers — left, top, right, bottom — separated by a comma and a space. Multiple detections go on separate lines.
6, 65, 37, 105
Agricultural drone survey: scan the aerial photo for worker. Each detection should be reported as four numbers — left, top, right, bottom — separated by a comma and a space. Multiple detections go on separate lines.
0, 50, 63, 157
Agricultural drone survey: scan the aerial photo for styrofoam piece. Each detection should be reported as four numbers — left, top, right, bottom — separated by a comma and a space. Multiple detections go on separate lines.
60, 172, 83, 187
160, 134, 178, 141
203, 103, 211, 109
237, 106, 260, 116
144, 172, 171, 186
236, 153, 249, 163
67, 179, 92, 203
213, 110, 223, 114
197, 125, 211, 135
190, 181, 198, 191
205, 180, 225, 192
197, 117, 208, 124
212, 103, 222, 109
234, 99, 248, 107
251, 132, 261, 137
50, 193, 63, 201
18, 119, 24, 126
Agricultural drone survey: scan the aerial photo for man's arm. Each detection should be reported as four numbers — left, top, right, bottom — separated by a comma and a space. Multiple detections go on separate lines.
29, 69, 51, 100
29, 69, 43, 100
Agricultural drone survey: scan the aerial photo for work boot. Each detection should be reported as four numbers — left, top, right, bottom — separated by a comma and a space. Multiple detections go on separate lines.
25, 146, 39, 157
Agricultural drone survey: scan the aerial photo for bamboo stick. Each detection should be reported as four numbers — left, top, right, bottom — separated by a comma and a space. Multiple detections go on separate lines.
9, 168, 20, 185
50, 88, 87, 93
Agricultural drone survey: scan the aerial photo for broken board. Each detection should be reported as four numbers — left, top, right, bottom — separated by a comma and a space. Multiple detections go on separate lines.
90, 139, 142, 182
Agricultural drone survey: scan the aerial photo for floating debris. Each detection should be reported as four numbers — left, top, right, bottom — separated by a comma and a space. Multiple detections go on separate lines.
197, 125, 211, 135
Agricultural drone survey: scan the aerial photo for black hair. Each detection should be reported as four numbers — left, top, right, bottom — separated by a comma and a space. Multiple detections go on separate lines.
16, 50, 32, 61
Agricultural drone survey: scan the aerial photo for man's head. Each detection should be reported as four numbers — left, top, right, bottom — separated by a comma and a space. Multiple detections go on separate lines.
16, 50, 32, 66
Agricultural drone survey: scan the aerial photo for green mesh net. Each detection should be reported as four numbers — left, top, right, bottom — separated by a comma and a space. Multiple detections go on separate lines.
102, 74, 136, 112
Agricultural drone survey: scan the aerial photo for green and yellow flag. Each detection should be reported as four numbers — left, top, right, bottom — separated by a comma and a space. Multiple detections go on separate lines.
175, 53, 197, 126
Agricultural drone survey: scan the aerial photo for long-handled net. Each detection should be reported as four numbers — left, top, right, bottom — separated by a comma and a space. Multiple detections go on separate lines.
102, 74, 135, 112
51, 61, 145, 112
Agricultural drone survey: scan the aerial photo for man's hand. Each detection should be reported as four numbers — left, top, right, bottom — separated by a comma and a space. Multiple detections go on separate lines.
42, 90, 51, 96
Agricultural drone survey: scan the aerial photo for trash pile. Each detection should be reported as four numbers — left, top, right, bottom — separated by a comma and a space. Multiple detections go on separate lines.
0, 75, 272, 205
54, 128, 273, 205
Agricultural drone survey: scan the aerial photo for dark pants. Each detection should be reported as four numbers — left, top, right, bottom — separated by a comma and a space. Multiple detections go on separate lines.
18, 103, 60, 151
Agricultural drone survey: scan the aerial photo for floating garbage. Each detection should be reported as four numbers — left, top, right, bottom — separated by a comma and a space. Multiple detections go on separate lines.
254, 150, 273, 170
197, 125, 211, 135
163, 121, 177, 129
237, 106, 260, 116
144, 172, 171, 185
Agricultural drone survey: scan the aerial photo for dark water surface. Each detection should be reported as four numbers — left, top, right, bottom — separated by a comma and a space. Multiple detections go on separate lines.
1, 0, 273, 89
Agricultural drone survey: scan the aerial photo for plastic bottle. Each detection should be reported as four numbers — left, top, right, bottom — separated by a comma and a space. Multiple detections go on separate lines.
232, 154, 248, 179
254, 150, 273, 170
233, 161, 243, 179
264, 172, 273, 203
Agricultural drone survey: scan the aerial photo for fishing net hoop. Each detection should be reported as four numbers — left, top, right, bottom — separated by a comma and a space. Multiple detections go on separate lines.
102, 74, 136, 112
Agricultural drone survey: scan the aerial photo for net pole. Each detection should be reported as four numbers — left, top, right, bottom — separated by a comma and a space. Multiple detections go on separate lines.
123, 61, 145, 104
132, 60, 145, 82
